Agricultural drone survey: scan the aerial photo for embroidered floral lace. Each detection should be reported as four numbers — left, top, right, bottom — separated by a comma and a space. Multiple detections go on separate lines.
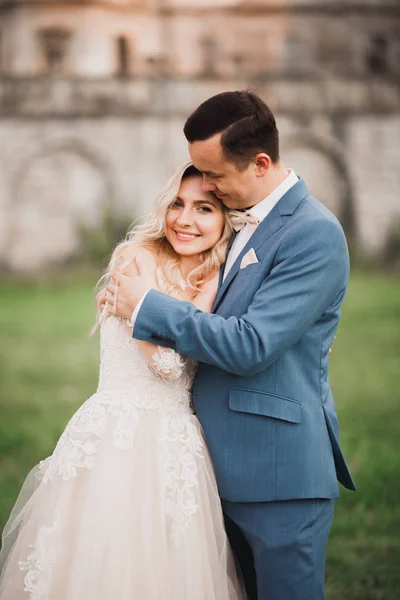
18, 315, 201, 595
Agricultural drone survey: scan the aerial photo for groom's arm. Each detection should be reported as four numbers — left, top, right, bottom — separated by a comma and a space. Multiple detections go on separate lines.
133, 218, 349, 376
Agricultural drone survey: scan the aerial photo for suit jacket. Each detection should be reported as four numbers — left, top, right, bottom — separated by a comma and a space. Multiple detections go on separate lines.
133, 178, 356, 502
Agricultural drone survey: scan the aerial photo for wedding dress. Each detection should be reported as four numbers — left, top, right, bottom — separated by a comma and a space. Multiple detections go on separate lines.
0, 312, 243, 599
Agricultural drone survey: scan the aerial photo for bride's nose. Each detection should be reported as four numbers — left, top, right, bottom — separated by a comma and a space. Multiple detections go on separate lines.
176, 206, 194, 228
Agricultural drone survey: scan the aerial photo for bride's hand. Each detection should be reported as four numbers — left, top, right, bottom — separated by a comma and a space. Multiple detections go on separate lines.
99, 291, 110, 315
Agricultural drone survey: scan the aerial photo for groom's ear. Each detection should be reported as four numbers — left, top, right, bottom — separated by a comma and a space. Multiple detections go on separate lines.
254, 153, 271, 177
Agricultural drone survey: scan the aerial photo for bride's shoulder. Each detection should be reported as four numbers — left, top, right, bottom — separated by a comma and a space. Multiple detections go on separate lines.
113, 244, 158, 277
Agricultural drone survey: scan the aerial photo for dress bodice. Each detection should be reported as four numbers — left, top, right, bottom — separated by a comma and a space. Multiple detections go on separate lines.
97, 315, 196, 412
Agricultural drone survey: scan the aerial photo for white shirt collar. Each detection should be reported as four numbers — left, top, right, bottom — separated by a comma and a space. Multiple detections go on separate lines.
250, 169, 298, 224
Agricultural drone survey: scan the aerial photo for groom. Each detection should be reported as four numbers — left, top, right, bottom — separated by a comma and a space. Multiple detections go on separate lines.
109, 90, 355, 599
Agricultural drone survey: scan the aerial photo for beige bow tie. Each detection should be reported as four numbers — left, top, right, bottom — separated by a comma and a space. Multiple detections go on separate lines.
229, 210, 260, 232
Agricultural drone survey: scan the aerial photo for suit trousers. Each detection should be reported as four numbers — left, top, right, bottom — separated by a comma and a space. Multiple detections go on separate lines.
223, 498, 335, 600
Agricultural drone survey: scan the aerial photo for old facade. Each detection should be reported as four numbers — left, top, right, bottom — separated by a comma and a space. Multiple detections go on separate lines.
0, 0, 399, 270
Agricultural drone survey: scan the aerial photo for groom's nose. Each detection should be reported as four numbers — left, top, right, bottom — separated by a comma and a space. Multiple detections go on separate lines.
202, 175, 216, 192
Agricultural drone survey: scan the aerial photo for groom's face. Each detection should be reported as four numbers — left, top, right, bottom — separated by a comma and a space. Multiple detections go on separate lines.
188, 134, 258, 209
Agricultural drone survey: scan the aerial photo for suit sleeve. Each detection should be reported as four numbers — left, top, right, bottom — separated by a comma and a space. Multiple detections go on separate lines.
133, 218, 349, 376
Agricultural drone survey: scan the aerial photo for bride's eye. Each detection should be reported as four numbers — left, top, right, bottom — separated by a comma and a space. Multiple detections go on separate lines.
198, 205, 212, 213
171, 200, 183, 209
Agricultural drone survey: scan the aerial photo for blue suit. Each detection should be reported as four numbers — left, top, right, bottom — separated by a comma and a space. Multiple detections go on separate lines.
134, 178, 355, 599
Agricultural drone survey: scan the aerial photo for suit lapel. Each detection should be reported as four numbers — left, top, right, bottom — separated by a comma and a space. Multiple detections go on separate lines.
213, 178, 309, 312
217, 230, 237, 291
213, 209, 283, 310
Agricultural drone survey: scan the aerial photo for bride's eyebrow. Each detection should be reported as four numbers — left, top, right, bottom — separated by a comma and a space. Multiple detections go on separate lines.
175, 197, 217, 207
175, 196, 217, 208
193, 200, 217, 207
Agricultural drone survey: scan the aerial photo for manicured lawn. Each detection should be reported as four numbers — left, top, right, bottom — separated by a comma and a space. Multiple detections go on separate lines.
0, 272, 399, 598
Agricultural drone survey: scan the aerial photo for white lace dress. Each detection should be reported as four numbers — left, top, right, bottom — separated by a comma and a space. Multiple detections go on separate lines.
0, 314, 243, 600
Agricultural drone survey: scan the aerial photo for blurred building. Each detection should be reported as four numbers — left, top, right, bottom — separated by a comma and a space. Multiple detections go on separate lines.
0, 0, 399, 270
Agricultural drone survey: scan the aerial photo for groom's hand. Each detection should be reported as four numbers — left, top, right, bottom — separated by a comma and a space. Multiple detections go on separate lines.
105, 253, 158, 320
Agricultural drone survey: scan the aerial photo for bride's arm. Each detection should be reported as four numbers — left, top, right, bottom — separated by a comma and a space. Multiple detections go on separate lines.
113, 247, 190, 380
137, 272, 219, 379
133, 339, 189, 381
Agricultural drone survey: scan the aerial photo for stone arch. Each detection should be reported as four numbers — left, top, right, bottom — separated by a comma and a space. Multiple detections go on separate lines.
281, 133, 355, 241
7, 140, 115, 271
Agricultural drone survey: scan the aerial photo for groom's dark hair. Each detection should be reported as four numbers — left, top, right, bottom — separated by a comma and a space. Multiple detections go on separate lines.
184, 90, 279, 170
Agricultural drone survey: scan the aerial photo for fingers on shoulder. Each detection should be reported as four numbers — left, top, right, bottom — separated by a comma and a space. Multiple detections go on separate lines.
113, 244, 151, 275
113, 245, 135, 271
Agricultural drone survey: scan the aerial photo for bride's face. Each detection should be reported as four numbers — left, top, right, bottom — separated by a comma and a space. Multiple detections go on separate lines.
165, 175, 225, 258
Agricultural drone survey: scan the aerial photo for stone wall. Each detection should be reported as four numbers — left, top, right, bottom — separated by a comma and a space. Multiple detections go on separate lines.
0, 0, 399, 271
0, 100, 399, 270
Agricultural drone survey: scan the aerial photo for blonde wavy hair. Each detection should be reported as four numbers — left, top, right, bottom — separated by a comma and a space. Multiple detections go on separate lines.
93, 161, 233, 329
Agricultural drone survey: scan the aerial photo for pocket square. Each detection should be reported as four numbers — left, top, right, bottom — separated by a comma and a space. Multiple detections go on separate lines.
240, 248, 259, 269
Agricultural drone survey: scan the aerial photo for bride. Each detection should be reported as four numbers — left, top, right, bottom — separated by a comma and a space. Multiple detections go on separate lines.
0, 162, 244, 599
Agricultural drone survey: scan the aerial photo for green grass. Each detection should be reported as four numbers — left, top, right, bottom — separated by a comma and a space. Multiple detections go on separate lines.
0, 272, 399, 598
0, 281, 99, 512
325, 274, 400, 599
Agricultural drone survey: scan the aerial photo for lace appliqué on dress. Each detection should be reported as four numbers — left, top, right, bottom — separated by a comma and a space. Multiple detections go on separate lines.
42, 394, 139, 483
106, 397, 139, 450
151, 347, 187, 381
19, 510, 60, 600
158, 414, 204, 545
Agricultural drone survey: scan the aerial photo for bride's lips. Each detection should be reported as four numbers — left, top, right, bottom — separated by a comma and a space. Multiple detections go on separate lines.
174, 231, 201, 242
